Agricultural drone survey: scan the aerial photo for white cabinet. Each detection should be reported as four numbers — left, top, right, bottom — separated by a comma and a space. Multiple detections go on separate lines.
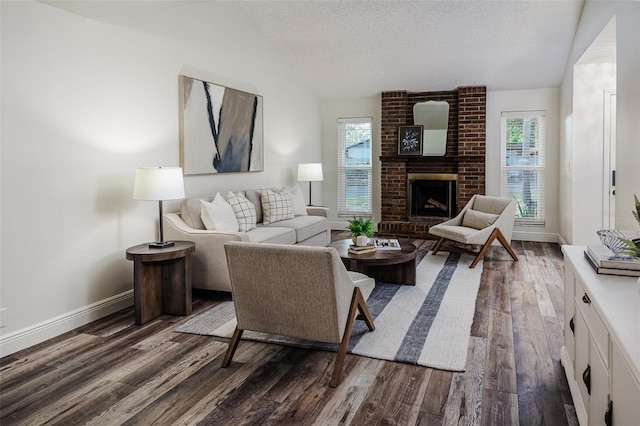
561, 246, 640, 426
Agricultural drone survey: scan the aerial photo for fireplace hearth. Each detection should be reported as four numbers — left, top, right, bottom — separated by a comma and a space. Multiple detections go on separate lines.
408, 173, 457, 220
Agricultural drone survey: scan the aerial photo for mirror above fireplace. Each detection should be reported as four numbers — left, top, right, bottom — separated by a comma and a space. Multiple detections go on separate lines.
413, 101, 449, 156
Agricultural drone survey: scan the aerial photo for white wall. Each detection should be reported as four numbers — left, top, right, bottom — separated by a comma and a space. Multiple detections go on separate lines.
0, 1, 321, 355
486, 88, 561, 242
320, 97, 381, 229
560, 1, 640, 244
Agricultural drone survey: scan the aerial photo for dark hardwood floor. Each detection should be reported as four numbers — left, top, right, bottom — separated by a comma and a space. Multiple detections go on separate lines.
0, 231, 577, 425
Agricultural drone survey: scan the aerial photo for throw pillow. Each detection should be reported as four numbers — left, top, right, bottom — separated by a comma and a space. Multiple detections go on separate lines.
462, 208, 499, 230
226, 191, 257, 232
200, 194, 239, 232
288, 184, 308, 216
261, 188, 294, 224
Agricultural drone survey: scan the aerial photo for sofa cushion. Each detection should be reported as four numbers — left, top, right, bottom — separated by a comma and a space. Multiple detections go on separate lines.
289, 184, 308, 216
200, 194, 238, 232
245, 226, 296, 244
262, 189, 294, 224
227, 191, 257, 232
263, 214, 328, 242
462, 208, 499, 230
181, 195, 214, 229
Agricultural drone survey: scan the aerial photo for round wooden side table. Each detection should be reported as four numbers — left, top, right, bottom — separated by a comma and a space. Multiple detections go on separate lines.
126, 241, 196, 325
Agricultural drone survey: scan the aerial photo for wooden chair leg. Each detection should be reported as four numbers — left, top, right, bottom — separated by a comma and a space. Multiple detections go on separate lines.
469, 228, 518, 268
330, 287, 375, 387
495, 228, 519, 262
431, 237, 445, 255
221, 327, 243, 367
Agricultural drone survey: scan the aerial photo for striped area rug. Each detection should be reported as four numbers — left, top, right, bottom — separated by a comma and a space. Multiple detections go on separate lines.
176, 251, 483, 372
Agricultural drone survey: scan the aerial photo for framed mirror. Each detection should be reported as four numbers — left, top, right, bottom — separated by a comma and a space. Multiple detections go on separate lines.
413, 101, 449, 156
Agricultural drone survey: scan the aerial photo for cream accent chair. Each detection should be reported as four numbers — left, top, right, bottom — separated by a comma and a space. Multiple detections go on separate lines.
221, 241, 376, 387
429, 194, 518, 268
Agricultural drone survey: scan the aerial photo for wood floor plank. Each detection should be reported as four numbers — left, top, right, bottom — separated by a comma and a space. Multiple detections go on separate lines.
514, 328, 567, 426
418, 368, 453, 419
442, 336, 486, 426
480, 388, 519, 426
310, 357, 386, 425
349, 361, 431, 425
485, 309, 517, 394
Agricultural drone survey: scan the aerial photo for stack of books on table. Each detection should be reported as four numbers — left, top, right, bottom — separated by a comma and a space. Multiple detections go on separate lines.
348, 244, 376, 255
373, 238, 402, 250
584, 245, 640, 277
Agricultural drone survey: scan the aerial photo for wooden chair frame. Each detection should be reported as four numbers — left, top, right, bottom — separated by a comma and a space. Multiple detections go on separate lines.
432, 227, 518, 268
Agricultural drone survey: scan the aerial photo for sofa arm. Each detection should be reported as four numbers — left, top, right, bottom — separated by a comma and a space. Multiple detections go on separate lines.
306, 206, 329, 218
163, 213, 247, 292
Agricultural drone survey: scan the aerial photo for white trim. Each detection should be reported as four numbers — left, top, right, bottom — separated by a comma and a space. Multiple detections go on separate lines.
512, 230, 560, 243
0, 290, 133, 357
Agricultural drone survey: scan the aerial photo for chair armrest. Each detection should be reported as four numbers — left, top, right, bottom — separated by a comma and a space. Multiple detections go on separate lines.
306, 206, 329, 217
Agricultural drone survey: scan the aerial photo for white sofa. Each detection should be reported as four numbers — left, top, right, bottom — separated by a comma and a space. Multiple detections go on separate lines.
163, 188, 331, 292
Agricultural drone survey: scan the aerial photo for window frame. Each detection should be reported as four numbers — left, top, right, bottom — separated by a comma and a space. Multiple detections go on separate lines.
500, 110, 546, 226
337, 117, 373, 218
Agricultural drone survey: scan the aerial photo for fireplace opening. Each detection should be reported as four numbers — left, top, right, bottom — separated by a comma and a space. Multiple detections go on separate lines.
408, 173, 457, 220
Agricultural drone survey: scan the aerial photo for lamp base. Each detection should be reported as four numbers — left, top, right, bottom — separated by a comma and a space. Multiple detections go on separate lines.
148, 241, 175, 249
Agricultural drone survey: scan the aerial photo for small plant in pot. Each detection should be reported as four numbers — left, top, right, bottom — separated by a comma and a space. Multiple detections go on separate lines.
347, 217, 374, 243
619, 194, 640, 258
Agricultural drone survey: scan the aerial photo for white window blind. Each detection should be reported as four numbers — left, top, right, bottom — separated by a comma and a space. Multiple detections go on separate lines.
500, 111, 545, 226
337, 117, 372, 217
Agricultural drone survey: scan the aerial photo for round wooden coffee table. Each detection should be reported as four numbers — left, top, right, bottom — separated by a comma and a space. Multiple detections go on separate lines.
328, 239, 417, 285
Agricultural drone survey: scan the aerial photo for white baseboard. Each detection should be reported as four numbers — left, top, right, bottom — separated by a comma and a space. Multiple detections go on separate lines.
0, 290, 133, 357
512, 230, 560, 243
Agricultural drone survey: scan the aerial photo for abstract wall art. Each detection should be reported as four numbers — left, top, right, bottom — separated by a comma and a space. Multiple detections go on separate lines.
179, 75, 264, 175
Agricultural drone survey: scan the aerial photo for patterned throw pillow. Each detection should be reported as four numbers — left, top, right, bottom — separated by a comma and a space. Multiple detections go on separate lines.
261, 189, 294, 224
226, 191, 257, 232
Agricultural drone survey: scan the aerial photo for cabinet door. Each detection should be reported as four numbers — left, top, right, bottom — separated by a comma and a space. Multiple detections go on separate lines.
589, 339, 609, 426
574, 307, 590, 415
611, 343, 640, 425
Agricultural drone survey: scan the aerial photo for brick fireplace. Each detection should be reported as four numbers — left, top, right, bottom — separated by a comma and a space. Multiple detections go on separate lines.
378, 86, 486, 238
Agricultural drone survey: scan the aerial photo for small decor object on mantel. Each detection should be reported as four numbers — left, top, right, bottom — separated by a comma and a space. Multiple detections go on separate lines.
397, 125, 423, 155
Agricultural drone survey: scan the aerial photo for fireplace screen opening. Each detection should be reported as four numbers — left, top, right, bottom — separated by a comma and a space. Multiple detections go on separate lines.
408, 173, 457, 219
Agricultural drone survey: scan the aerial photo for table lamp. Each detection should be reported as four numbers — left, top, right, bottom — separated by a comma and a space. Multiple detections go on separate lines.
133, 166, 185, 248
297, 163, 323, 206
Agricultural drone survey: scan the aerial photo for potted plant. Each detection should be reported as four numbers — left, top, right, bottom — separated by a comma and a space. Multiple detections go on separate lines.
619, 194, 640, 258
347, 217, 375, 241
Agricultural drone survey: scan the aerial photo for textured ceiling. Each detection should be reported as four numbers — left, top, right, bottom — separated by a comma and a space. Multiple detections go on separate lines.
39, 0, 586, 99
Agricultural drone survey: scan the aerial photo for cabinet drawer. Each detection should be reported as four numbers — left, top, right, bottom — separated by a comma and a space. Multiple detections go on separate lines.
575, 277, 610, 368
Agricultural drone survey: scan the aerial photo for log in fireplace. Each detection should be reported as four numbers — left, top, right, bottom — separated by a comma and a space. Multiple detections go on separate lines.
407, 173, 458, 220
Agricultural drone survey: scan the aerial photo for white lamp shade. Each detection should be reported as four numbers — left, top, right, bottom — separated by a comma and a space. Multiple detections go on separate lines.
133, 167, 185, 201
297, 163, 323, 182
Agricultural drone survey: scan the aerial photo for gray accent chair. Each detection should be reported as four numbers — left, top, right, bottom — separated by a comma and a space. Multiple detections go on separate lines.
428, 194, 518, 268
221, 241, 376, 387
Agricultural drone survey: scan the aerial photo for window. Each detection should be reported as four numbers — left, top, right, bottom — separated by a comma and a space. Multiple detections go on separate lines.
500, 111, 545, 225
337, 117, 372, 217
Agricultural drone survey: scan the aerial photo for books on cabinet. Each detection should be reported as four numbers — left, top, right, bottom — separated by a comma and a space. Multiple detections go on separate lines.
584, 245, 640, 277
